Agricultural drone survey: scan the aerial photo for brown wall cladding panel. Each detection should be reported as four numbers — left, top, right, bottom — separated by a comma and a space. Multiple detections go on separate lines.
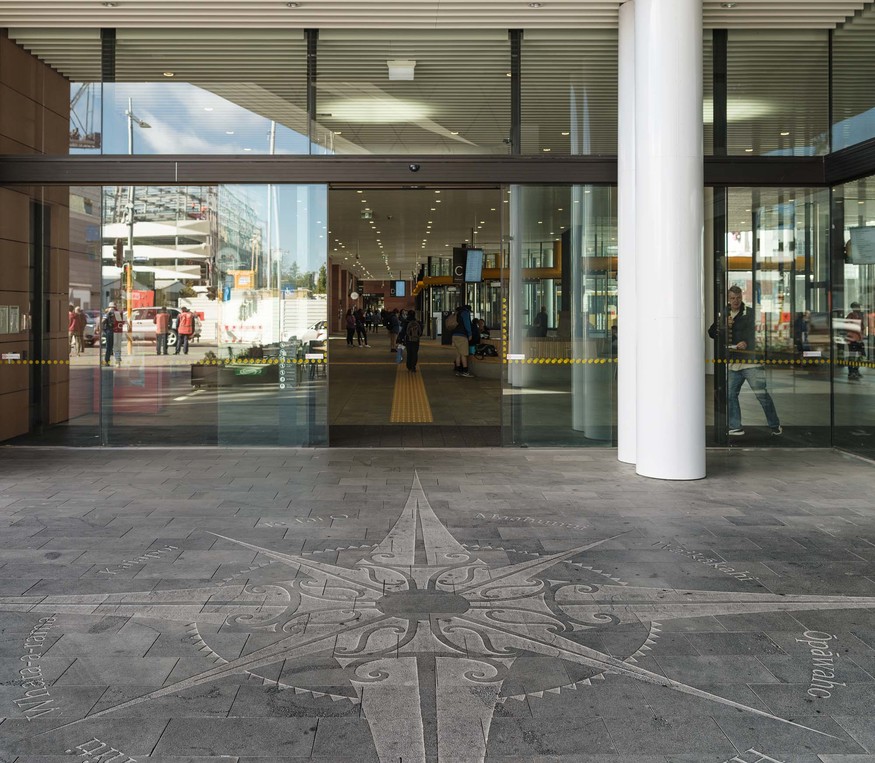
0, 83, 39, 150
0, 390, 28, 441
0, 187, 32, 243
0, 36, 39, 103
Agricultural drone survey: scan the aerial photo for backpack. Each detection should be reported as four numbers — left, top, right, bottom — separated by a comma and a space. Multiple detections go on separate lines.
102, 312, 115, 333
406, 320, 422, 342
445, 311, 459, 332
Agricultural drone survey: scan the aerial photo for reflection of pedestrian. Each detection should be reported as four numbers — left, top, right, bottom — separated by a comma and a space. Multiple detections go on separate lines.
534, 305, 548, 337
155, 306, 170, 355
402, 310, 422, 372
175, 306, 194, 355
354, 307, 369, 347
102, 302, 122, 367
846, 302, 866, 380
708, 286, 781, 437
452, 304, 474, 378
388, 309, 401, 352
345, 309, 356, 346
793, 311, 810, 354
69, 306, 86, 355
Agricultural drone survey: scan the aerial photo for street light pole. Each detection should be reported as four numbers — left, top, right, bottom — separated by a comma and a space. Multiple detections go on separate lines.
124, 97, 150, 356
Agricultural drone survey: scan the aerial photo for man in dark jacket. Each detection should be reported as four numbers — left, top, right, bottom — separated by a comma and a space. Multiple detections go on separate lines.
708, 285, 781, 436
452, 304, 474, 378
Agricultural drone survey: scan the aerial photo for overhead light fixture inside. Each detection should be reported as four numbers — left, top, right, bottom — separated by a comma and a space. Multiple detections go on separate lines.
286, 2, 300, 7
387, 59, 416, 81
102, 2, 118, 7
721, 2, 737, 7
163, 72, 174, 78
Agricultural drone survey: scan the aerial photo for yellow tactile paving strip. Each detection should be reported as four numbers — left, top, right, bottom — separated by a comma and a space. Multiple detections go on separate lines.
390, 365, 434, 423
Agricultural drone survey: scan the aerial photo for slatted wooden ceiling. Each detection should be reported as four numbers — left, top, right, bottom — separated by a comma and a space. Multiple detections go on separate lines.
0, 1, 867, 29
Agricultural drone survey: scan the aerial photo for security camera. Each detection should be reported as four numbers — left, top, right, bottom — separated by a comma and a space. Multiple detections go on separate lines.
408, 163, 421, 172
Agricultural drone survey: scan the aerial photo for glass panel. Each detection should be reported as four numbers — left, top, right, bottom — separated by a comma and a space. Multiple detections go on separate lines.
504, 185, 617, 446
727, 31, 828, 156
108, 31, 309, 154
833, 176, 875, 458
521, 31, 617, 156
710, 188, 831, 446
314, 31, 510, 155
832, 6, 875, 151
97, 183, 326, 446
703, 31, 713, 155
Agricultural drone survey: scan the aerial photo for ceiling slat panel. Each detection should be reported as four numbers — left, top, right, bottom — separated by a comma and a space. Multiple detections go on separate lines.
0, 1, 867, 29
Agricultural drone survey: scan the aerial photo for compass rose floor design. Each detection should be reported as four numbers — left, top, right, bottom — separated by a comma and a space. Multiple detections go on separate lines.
1, 449, 875, 762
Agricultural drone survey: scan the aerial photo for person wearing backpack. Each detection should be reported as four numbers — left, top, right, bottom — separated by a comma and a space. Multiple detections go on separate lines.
402, 309, 422, 372
450, 304, 474, 377
102, 302, 123, 367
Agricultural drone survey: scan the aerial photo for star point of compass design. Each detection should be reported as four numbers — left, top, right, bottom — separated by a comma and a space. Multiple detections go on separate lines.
5, 471, 875, 760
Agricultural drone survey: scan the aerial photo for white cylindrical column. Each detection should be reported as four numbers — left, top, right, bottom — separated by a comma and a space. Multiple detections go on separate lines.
634, 0, 705, 480
617, 0, 636, 464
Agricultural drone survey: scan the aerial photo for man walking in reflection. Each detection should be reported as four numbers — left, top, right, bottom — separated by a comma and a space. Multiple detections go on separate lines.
175, 306, 195, 356
155, 306, 170, 356
709, 285, 782, 437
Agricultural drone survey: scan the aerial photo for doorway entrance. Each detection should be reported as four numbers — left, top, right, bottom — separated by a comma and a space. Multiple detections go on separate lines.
326, 187, 504, 447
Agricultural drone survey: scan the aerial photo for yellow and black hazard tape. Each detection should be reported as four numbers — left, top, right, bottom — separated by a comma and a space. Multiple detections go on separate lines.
501, 357, 875, 368
3, 356, 873, 369
1, 357, 327, 366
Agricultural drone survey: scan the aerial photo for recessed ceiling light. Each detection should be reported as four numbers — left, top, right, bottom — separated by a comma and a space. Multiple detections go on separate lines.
506, 72, 512, 77
204, 107, 214, 112
243, 147, 252, 151
744, 148, 754, 152
163, 72, 174, 78
102, 2, 118, 7
286, 2, 300, 7
450, 131, 459, 135
225, 130, 234, 135
529, 2, 543, 6
542, 148, 551, 152
721, 2, 737, 7
780, 131, 790, 136
561, 131, 570, 136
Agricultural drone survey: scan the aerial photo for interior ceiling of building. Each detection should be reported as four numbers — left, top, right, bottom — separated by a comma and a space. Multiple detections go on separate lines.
0, 1, 867, 28
4, 1, 869, 278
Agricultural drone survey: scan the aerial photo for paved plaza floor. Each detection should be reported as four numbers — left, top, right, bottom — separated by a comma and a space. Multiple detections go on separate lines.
1, 446, 874, 762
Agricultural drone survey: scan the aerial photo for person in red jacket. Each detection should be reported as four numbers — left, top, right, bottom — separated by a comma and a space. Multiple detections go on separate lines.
154, 306, 171, 355
175, 306, 195, 355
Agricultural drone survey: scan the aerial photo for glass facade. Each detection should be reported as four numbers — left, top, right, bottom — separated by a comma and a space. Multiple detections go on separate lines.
16, 183, 327, 446
314, 31, 510, 155
504, 185, 617, 445
727, 31, 829, 156
711, 188, 831, 446
520, 32, 618, 156
3, 23, 875, 455
832, 6, 875, 151
833, 175, 875, 459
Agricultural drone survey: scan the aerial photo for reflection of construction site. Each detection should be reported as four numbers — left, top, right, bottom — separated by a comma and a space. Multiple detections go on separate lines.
70, 83, 101, 149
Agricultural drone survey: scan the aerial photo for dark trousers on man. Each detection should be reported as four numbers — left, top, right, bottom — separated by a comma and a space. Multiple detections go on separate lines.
156, 333, 168, 355
175, 334, 190, 354
405, 341, 420, 371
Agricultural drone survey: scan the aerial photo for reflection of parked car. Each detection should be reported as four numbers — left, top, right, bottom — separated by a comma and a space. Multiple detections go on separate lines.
806, 312, 863, 352
83, 310, 99, 346
131, 307, 182, 347
285, 320, 327, 344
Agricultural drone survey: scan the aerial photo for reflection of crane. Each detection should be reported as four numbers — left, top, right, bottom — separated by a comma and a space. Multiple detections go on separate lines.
70, 83, 101, 149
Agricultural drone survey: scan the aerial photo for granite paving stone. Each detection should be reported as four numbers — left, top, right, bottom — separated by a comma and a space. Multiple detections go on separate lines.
0, 447, 874, 762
